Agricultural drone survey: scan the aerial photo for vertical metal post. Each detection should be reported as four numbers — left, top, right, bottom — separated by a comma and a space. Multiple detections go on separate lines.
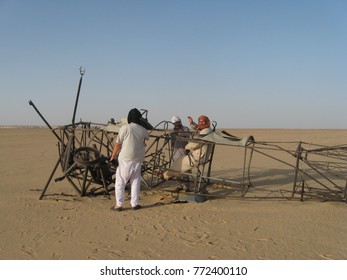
98, 164, 109, 195
81, 167, 89, 196
292, 142, 302, 197
206, 144, 215, 184
301, 180, 305, 202
72, 67, 85, 125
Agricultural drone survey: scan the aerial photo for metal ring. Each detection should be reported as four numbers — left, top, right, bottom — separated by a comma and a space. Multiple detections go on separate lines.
73, 146, 100, 167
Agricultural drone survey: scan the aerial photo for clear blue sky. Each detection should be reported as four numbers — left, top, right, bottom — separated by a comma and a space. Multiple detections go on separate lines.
1, 0, 346, 129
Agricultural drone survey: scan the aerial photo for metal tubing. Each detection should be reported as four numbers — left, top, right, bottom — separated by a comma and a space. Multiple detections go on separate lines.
292, 142, 302, 197
81, 167, 89, 196
72, 67, 85, 125
39, 157, 61, 200
66, 176, 82, 195
98, 165, 109, 195
28, 100, 62, 143
254, 144, 343, 198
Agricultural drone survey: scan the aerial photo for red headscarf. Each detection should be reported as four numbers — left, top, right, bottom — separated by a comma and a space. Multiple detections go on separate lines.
198, 115, 210, 130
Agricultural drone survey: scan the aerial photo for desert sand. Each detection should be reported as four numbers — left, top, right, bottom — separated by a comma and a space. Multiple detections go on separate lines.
0, 127, 346, 260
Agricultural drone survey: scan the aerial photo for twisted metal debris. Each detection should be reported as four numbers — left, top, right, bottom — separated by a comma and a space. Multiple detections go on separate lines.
29, 69, 347, 202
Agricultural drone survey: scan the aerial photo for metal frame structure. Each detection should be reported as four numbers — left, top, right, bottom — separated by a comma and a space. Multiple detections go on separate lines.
243, 140, 347, 202
29, 69, 347, 203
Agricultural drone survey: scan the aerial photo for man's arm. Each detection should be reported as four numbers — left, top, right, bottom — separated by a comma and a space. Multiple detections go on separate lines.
110, 142, 122, 161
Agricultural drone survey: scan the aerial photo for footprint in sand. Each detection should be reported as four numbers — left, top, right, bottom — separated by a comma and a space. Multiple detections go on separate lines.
91, 244, 125, 258
21, 245, 39, 259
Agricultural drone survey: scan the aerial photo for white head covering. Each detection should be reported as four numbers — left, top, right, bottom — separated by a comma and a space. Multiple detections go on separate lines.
171, 116, 181, 123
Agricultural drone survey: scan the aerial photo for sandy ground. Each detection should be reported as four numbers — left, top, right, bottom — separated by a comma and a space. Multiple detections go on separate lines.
0, 127, 346, 260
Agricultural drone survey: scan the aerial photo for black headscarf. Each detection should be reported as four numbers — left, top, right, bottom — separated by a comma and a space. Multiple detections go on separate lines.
127, 108, 154, 130
127, 108, 142, 125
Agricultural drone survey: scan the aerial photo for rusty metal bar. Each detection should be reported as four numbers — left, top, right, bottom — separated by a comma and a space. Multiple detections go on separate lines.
72, 67, 85, 125
28, 100, 62, 143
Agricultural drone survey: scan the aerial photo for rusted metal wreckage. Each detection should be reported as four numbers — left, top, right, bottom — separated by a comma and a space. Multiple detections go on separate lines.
29, 69, 347, 203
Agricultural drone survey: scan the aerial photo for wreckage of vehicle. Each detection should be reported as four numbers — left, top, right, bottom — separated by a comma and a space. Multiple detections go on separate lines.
29, 69, 347, 203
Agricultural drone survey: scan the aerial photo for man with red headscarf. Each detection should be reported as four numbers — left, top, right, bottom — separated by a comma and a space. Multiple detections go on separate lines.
187, 115, 212, 135
162, 115, 213, 192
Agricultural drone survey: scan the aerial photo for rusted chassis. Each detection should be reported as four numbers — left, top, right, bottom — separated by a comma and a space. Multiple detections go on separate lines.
29, 70, 346, 202
39, 122, 118, 199
28, 108, 347, 202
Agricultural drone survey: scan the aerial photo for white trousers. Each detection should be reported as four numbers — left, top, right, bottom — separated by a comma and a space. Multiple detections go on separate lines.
115, 160, 142, 207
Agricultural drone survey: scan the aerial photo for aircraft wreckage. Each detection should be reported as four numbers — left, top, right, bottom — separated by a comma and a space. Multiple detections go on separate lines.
29, 68, 347, 203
